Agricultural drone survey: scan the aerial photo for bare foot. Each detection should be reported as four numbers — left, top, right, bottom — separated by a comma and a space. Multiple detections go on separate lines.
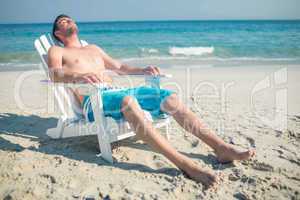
215, 144, 255, 163
184, 165, 221, 189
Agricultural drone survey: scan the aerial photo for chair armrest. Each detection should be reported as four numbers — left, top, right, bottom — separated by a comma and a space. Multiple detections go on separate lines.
119, 74, 172, 78
114, 74, 172, 88
102, 70, 172, 79
102, 70, 172, 88
40, 80, 109, 95
40, 73, 172, 94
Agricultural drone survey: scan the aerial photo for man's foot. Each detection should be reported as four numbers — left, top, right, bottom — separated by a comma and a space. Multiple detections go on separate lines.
215, 144, 255, 163
184, 164, 221, 188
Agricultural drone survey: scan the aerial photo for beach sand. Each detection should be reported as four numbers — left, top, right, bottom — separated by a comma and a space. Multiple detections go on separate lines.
0, 65, 299, 199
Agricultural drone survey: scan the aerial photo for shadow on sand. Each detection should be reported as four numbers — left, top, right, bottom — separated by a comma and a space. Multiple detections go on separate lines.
0, 113, 181, 176
0, 112, 233, 177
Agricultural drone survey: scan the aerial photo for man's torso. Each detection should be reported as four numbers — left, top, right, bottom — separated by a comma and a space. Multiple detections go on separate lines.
61, 44, 112, 83
58, 44, 113, 103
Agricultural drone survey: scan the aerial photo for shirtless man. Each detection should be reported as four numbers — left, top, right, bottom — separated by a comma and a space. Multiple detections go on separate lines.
48, 14, 255, 188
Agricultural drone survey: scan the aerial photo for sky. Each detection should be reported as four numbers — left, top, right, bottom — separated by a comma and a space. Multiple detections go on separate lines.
0, 0, 300, 24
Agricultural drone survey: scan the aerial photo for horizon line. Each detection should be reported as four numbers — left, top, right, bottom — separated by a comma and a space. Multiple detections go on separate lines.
0, 18, 300, 25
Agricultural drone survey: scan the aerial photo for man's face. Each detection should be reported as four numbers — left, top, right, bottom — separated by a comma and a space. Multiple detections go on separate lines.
55, 17, 78, 39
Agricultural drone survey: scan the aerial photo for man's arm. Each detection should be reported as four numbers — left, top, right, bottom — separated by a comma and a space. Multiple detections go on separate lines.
94, 45, 161, 75
48, 46, 77, 82
48, 46, 103, 83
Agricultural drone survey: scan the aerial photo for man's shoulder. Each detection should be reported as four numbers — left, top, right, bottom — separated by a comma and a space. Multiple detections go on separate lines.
85, 44, 102, 50
48, 45, 64, 54
48, 45, 64, 60
85, 44, 107, 55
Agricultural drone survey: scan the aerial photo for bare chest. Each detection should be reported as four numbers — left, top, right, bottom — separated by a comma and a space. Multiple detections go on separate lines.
62, 48, 105, 72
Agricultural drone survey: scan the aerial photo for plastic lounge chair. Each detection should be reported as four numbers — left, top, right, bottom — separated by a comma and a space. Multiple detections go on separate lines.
34, 33, 172, 163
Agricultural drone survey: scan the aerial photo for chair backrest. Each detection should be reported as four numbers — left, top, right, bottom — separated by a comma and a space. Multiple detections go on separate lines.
34, 33, 88, 122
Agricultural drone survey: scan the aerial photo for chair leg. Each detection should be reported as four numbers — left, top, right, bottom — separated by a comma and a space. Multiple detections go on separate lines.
89, 89, 113, 163
46, 118, 65, 139
96, 130, 113, 163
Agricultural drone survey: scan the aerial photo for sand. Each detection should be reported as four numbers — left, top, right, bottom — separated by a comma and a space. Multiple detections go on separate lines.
0, 65, 299, 200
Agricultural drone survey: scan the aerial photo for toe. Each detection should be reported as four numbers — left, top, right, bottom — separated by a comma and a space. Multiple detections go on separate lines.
249, 149, 256, 158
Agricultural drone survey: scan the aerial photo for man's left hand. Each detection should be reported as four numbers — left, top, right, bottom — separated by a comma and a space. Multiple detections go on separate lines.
142, 65, 161, 76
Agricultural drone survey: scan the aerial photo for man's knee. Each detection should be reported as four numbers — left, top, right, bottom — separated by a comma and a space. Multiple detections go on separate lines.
161, 93, 182, 114
163, 93, 178, 107
121, 96, 138, 112
166, 93, 178, 102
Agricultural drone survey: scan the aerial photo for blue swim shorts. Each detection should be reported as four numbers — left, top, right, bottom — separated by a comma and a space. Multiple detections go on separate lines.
82, 86, 174, 122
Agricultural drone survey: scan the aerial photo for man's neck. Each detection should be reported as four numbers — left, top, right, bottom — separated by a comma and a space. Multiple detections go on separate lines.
63, 34, 82, 48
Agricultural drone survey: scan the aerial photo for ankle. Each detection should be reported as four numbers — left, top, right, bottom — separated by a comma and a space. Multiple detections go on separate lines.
174, 156, 194, 172
213, 143, 228, 153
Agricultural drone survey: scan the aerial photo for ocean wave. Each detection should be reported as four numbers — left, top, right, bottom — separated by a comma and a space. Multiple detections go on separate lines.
121, 56, 300, 62
120, 56, 187, 62
0, 62, 41, 68
0, 52, 39, 63
169, 46, 214, 56
1, 53, 299, 71
140, 48, 159, 54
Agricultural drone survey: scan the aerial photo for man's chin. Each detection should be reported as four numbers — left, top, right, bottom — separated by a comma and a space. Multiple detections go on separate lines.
66, 27, 78, 36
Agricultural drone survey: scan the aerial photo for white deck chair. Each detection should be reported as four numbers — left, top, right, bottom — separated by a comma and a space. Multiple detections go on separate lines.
34, 33, 172, 163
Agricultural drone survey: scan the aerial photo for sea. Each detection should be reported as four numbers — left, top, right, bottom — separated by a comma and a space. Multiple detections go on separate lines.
0, 20, 300, 70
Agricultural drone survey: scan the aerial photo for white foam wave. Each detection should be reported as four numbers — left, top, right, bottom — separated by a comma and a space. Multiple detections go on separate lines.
121, 56, 187, 62
0, 62, 41, 68
140, 48, 159, 54
169, 46, 214, 56
121, 56, 300, 63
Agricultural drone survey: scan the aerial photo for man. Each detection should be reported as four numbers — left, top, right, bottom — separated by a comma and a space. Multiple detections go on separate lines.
48, 14, 255, 188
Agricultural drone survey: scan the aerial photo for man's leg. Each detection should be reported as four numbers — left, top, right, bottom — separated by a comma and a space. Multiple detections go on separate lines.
121, 96, 219, 187
161, 94, 255, 163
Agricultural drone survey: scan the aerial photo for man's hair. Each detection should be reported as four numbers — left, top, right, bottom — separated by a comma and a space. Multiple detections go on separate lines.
52, 14, 71, 43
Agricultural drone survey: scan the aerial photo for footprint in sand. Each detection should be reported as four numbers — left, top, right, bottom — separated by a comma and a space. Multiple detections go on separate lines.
245, 137, 256, 148
228, 136, 253, 148
287, 130, 300, 139
251, 160, 274, 172
40, 173, 56, 184
274, 146, 300, 166
278, 154, 300, 166
183, 134, 199, 148
119, 153, 130, 162
152, 154, 170, 169
233, 192, 251, 200
293, 115, 300, 120
228, 168, 245, 181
